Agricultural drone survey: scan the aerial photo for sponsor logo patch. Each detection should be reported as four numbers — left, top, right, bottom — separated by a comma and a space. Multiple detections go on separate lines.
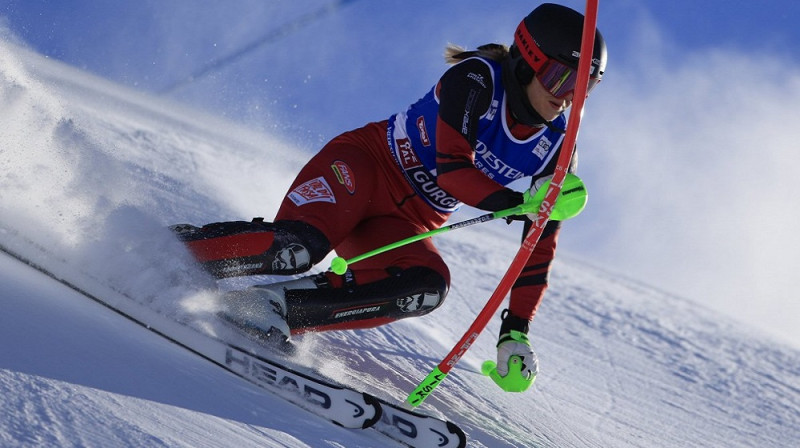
388, 116, 462, 213
467, 71, 487, 88
532, 136, 553, 160
330, 161, 356, 194
221, 262, 265, 275
416, 116, 431, 147
391, 137, 461, 213
397, 292, 441, 313
474, 140, 525, 180
396, 137, 421, 170
287, 176, 336, 205
332, 305, 383, 319
272, 243, 310, 271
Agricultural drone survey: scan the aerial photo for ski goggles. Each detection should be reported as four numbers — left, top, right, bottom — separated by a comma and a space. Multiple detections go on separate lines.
515, 25, 602, 99
535, 57, 601, 99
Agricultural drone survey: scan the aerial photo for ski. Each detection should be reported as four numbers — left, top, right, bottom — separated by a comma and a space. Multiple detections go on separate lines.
218, 311, 467, 447
0, 237, 467, 447
218, 314, 467, 447
376, 399, 467, 448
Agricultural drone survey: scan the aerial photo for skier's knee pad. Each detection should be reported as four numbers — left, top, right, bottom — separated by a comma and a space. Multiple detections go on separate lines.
175, 218, 330, 277
283, 266, 449, 332
270, 219, 331, 271
378, 266, 450, 317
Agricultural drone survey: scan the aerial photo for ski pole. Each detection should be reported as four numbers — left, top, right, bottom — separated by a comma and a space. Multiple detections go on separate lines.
406, 0, 600, 407
329, 206, 522, 275
329, 174, 587, 276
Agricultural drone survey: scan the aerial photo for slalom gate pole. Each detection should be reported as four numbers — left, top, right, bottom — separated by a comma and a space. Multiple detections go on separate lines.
406, 0, 600, 407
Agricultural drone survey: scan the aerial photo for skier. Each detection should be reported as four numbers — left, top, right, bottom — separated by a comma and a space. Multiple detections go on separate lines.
175, 3, 606, 390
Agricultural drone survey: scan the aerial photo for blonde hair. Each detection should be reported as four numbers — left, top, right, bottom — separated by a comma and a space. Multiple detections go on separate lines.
444, 43, 509, 65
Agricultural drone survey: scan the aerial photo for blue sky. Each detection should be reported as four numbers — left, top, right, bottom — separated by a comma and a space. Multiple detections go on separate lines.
607, 1, 800, 60
3, 0, 800, 347
5, 1, 799, 74
3, 1, 798, 140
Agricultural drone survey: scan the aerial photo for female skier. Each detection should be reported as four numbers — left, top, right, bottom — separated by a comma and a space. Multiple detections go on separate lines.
175, 3, 607, 390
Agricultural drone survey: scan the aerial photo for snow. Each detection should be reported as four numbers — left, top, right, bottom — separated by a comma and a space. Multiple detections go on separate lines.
6, 1, 800, 348
2, 31, 800, 448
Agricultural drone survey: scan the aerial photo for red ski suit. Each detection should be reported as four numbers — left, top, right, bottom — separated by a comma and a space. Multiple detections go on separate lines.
275, 56, 566, 322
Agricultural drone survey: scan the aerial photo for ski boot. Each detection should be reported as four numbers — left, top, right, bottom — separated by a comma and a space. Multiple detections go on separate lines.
218, 277, 315, 353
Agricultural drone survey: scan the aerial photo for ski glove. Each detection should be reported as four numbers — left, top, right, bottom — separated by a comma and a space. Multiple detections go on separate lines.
508, 173, 588, 223
482, 310, 539, 392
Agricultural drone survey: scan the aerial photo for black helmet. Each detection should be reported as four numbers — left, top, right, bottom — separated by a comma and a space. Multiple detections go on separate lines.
503, 3, 607, 126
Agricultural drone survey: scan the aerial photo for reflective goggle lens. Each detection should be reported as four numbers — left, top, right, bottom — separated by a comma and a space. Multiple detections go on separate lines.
536, 59, 600, 99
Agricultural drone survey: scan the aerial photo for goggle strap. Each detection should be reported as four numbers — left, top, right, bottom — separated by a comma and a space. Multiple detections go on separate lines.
514, 23, 548, 72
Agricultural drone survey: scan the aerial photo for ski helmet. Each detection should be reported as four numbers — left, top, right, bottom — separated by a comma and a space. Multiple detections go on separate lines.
503, 3, 608, 126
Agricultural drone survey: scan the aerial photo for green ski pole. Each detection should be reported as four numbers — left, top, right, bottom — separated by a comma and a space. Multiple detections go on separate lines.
330, 207, 520, 275
329, 173, 587, 275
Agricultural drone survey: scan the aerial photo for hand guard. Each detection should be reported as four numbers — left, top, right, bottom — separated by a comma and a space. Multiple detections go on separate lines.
503, 188, 543, 224
506, 173, 587, 223
482, 310, 539, 392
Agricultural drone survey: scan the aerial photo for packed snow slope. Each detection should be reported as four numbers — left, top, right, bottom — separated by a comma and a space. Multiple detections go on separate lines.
7, 0, 800, 348
2, 41, 799, 448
